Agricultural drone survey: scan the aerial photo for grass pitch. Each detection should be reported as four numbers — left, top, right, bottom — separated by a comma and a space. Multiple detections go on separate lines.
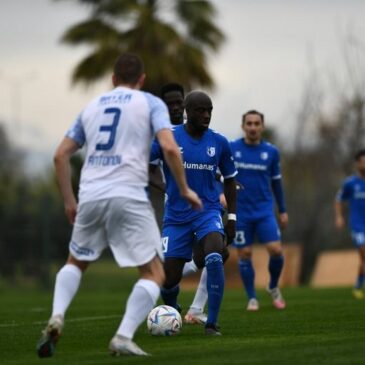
0, 262, 364, 365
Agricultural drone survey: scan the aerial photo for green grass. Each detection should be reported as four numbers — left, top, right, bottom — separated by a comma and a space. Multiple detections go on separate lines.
1, 262, 364, 364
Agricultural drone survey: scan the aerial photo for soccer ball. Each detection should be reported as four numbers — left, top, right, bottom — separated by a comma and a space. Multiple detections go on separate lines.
147, 305, 182, 336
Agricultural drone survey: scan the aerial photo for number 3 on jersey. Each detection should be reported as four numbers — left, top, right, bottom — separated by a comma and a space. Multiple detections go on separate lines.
96, 108, 121, 151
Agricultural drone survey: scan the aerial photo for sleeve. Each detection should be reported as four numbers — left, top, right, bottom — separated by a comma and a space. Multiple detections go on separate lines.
271, 179, 286, 213
150, 138, 163, 162
218, 136, 237, 179
336, 180, 352, 201
271, 148, 282, 180
144, 93, 172, 134
65, 113, 86, 147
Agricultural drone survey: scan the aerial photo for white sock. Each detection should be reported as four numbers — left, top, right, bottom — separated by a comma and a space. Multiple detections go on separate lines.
51, 264, 82, 317
117, 279, 160, 339
182, 260, 199, 277
189, 267, 208, 313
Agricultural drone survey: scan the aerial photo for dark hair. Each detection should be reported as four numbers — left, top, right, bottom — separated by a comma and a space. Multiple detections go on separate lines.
355, 149, 365, 161
242, 110, 265, 124
161, 83, 184, 100
113, 53, 144, 85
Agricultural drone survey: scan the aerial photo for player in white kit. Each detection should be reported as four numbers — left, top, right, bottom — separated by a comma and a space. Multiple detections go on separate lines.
36, 53, 202, 358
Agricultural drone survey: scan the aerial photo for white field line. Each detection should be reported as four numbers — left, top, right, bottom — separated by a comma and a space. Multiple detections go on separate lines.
0, 314, 121, 328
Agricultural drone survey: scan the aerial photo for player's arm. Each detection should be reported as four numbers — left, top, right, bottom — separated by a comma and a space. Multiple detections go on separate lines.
216, 171, 244, 190
148, 164, 166, 192
156, 128, 202, 210
54, 137, 80, 224
271, 178, 288, 229
224, 177, 237, 245
334, 199, 346, 230
271, 148, 288, 229
334, 182, 350, 230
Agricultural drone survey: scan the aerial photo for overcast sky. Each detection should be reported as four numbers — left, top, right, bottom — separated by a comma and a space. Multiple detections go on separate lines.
1, 0, 364, 171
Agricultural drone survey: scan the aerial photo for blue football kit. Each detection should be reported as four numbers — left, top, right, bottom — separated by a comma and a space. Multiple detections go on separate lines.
229, 138, 286, 246
229, 138, 286, 298
337, 175, 365, 247
151, 124, 237, 260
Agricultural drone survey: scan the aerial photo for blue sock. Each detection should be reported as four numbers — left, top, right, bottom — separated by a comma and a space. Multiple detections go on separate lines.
238, 259, 256, 299
269, 255, 284, 289
160, 285, 180, 310
355, 274, 365, 289
205, 253, 224, 326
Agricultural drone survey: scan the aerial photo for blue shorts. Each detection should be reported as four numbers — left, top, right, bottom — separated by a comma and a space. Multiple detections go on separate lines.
232, 215, 280, 247
162, 210, 224, 261
351, 229, 365, 247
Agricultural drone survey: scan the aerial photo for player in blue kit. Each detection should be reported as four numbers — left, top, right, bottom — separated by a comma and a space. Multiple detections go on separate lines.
230, 110, 288, 311
335, 150, 365, 299
151, 91, 237, 335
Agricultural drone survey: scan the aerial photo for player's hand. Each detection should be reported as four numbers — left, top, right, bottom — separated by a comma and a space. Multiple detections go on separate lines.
181, 188, 203, 210
278, 212, 288, 230
225, 220, 236, 245
64, 199, 77, 225
335, 216, 345, 230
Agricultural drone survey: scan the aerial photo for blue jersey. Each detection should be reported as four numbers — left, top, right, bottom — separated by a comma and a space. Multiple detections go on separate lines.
230, 138, 282, 220
151, 125, 237, 222
337, 175, 365, 230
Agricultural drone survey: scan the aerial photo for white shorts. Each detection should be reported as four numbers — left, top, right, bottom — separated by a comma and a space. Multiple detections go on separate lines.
69, 197, 163, 267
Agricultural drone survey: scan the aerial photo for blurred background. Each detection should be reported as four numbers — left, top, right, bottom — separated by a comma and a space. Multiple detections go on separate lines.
0, 0, 365, 288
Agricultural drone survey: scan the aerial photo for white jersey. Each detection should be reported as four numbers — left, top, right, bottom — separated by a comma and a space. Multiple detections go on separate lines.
66, 86, 171, 204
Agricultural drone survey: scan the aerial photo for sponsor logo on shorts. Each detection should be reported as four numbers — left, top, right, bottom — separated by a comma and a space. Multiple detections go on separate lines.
70, 241, 94, 256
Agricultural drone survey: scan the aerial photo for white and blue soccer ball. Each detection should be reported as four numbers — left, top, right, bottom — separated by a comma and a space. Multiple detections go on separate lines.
147, 305, 182, 336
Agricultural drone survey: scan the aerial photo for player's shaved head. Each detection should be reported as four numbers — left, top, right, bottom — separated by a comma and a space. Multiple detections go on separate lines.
184, 91, 212, 110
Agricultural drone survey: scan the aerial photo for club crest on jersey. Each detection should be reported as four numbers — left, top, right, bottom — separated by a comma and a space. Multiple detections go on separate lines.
207, 147, 216, 157
260, 152, 268, 160
235, 151, 242, 158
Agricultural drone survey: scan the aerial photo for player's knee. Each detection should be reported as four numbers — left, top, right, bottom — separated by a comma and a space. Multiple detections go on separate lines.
267, 244, 283, 257
237, 248, 252, 260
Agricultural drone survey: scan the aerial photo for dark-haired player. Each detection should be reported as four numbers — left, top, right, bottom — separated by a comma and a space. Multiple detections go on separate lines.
230, 110, 288, 311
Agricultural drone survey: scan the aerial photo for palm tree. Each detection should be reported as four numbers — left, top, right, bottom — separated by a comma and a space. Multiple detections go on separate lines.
57, 0, 225, 94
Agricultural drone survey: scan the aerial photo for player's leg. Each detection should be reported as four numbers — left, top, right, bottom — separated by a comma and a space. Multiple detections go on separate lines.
185, 244, 230, 324
200, 231, 225, 335
161, 257, 186, 311
110, 255, 165, 356
184, 241, 207, 323
352, 235, 365, 299
37, 255, 89, 358
236, 245, 258, 311
37, 200, 108, 358
107, 197, 165, 356
160, 221, 194, 311
266, 241, 286, 309
258, 215, 285, 309
233, 221, 257, 310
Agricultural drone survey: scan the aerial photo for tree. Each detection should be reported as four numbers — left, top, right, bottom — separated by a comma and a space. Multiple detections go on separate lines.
281, 36, 365, 283
57, 0, 225, 94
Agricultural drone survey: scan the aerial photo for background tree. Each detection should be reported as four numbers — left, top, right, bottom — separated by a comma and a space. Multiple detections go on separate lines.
282, 36, 365, 283
57, 0, 225, 94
